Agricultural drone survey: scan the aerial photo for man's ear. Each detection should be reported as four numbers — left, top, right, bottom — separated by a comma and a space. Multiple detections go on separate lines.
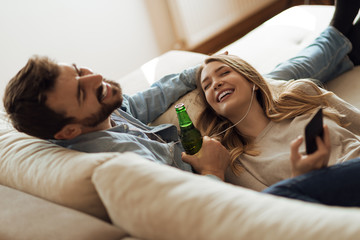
54, 124, 82, 140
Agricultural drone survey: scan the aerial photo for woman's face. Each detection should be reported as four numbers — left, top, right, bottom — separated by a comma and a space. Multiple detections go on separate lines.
200, 61, 254, 120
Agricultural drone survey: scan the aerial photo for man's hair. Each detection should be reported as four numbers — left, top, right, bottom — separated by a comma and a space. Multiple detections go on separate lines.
3, 55, 75, 139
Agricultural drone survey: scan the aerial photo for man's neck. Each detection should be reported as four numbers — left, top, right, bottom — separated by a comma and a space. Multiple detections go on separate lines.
81, 117, 113, 134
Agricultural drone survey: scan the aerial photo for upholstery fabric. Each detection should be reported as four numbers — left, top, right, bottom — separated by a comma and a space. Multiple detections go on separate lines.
92, 152, 360, 240
0, 111, 119, 221
0, 184, 126, 240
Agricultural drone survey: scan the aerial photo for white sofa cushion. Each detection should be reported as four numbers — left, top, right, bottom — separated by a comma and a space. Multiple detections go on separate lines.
92, 152, 360, 240
326, 66, 360, 109
0, 184, 126, 240
217, 5, 335, 75
0, 111, 121, 221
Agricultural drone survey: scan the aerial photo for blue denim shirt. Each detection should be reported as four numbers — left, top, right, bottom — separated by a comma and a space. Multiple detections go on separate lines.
53, 66, 199, 172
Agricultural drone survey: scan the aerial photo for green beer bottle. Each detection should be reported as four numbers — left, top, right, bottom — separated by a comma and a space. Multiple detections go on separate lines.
175, 103, 202, 155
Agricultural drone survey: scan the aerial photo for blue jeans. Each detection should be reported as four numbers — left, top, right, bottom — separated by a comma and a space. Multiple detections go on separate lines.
264, 26, 354, 83
263, 158, 360, 207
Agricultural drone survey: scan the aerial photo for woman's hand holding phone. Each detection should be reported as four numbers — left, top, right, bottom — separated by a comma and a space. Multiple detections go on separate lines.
290, 124, 331, 178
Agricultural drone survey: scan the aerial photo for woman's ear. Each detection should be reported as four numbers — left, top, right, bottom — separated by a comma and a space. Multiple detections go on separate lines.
54, 124, 82, 140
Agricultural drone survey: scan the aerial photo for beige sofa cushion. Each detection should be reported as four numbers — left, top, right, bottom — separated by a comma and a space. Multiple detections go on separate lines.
151, 88, 204, 129
326, 66, 360, 110
217, 5, 335, 75
0, 111, 121, 221
0, 184, 126, 240
92, 152, 360, 240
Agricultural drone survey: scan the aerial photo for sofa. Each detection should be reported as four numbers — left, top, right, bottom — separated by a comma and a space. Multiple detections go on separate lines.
1, 5, 360, 240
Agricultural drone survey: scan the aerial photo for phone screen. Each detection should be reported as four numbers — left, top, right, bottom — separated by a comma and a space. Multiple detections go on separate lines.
305, 108, 324, 154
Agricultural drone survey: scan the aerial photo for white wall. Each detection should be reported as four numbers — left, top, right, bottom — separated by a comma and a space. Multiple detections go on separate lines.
0, 0, 176, 99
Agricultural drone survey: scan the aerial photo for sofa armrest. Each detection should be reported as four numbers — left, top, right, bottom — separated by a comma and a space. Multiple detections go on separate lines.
92, 152, 360, 240
0, 184, 126, 240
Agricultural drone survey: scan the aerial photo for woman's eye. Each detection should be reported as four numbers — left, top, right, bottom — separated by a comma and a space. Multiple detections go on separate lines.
203, 84, 209, 91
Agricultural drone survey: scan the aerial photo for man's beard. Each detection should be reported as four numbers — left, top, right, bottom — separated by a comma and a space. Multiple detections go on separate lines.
80, 79, 123, 127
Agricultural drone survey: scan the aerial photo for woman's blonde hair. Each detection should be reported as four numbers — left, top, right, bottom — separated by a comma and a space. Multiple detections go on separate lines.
195, 54, 344, 175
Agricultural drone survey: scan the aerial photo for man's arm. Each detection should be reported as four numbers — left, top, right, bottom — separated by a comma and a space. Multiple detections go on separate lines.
121, 65, 199, 124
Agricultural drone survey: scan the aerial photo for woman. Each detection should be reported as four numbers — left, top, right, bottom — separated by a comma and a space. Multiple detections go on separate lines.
193, 53, 360, 190
183, 1, 360, 191
183, 1, 360, 184
179, 1, 360, 207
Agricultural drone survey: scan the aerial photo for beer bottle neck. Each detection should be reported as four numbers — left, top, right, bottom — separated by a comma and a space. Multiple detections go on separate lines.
175, 107, 193, 128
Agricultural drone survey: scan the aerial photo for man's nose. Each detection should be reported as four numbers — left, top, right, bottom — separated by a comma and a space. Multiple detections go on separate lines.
81, 67, 94, 76
80, 74, 103, 88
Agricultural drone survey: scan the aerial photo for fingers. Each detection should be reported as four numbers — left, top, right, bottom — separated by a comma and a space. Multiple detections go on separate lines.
313, 125, 331, 167
181, 136, 230, 180
290, 135, 303, 165
323, 124, 331, 150
290, 124, 332, 177
323, 125, 331, 166
181, 152, 194, 164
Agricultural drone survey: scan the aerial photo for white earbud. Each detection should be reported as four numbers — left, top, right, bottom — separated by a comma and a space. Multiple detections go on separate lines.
252, 84, 256, 91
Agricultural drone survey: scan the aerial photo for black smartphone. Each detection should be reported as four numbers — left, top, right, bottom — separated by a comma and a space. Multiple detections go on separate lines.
305, 108, 324, 154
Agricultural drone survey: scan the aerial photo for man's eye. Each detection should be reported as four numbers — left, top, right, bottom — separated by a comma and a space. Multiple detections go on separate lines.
221, 71, 230, 76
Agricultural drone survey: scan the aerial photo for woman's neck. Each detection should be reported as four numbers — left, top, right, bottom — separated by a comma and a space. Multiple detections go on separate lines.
233, 103, 270, 138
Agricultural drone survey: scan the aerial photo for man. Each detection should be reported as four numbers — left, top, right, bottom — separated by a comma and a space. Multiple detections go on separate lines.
3, 57, 230, 180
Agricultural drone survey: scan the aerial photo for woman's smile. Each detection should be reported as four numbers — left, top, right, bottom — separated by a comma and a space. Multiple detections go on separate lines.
217, 89, 234, 102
